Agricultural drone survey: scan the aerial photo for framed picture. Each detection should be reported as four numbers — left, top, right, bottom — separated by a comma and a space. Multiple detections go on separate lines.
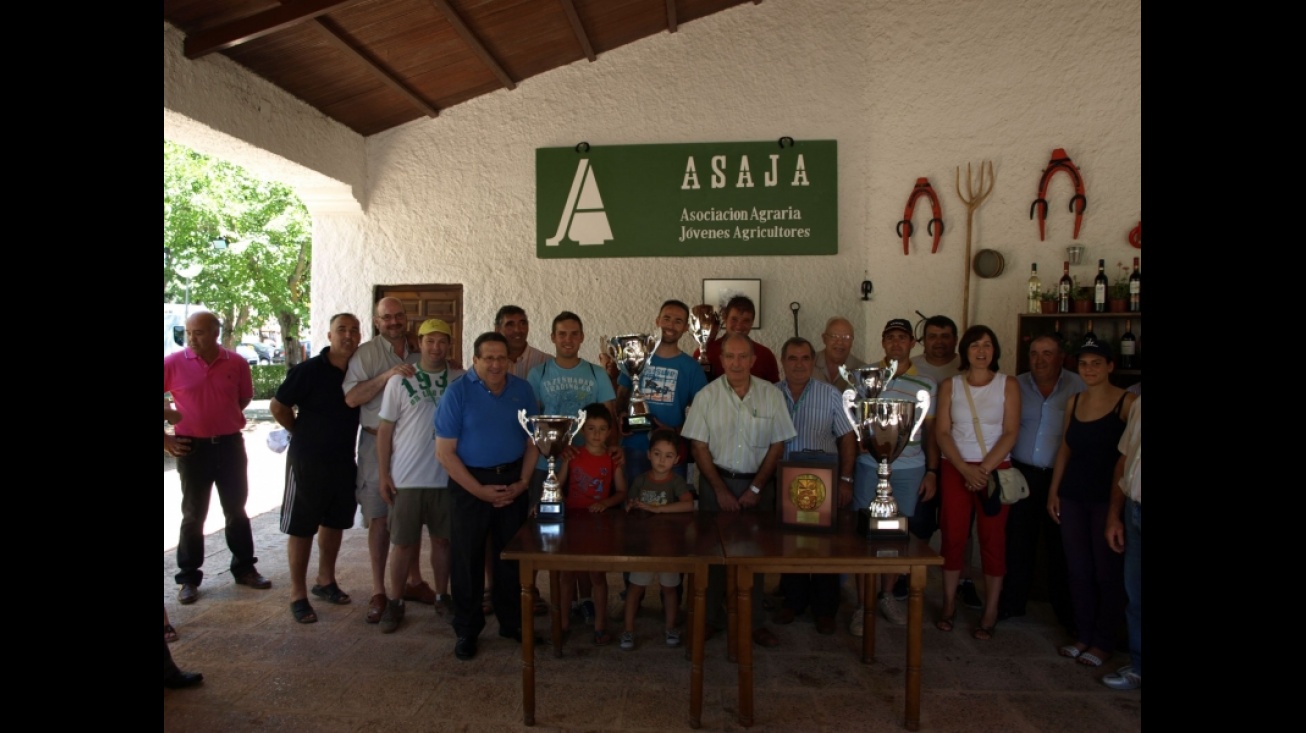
702, 278, 762, 329
776, 461, 837, 532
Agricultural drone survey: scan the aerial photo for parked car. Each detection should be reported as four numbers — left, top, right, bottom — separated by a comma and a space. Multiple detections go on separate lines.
245, 342, 273, 364
235, 344, 261, 366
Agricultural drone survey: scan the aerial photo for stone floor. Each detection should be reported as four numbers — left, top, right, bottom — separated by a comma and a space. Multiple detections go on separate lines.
162, 510, 1141, 732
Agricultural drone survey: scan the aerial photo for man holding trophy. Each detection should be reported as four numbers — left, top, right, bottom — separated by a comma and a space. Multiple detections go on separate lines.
435, 332, 539, 661
611, 300, 708, 482
846, 319, 938, 634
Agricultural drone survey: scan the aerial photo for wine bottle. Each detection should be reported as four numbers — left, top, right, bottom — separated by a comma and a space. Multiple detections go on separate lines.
1093, 259, 1108, 313
1058, 262, 1072, 313
1128, 257, 1141, 312
1027, 263, 1042, 314
1120, 319, 1137, 370
1084, 318, 1097, 344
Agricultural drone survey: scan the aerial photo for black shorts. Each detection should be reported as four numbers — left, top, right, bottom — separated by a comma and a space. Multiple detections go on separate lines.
280, 457, 357, 537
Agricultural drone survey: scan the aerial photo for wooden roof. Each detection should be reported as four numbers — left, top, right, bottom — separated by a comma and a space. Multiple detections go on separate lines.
165, 0, 759, 136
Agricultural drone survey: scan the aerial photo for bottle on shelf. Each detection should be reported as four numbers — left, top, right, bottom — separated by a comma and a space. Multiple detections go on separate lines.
1027, 263, 1042, 314
1128, 256, 1141, 312
1120, 319, 1137, 370
1058, 261, 1073, 313
1084, 318, 1097, 344
1093, 258, 1108, 313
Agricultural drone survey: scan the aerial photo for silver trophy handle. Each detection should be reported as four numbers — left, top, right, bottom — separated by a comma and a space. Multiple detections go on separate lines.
909, 389, 930, 443
838, 364, 851, 387
842, 389, 860, 440
567, 408, 587, 444
517, 409, 532, 436
884, 359, 899, 391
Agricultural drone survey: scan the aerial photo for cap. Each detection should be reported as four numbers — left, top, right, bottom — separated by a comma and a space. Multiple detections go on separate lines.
418, 319, 453, 337
1077, 335, 1114, 360
882, 318, 913, 337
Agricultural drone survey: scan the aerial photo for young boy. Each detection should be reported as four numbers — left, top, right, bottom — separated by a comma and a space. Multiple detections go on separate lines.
620, 429, 695, 651
555, 404, 627, 645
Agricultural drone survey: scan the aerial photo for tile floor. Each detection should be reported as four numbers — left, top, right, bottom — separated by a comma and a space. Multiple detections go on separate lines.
163, 510, 1141, 732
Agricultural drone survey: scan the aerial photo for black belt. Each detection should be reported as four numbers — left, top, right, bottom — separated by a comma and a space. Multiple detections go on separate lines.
1012, 459, 1052, 473
183, 433, 242, 444
468, 461, 522, 475
714, 465, 757, 480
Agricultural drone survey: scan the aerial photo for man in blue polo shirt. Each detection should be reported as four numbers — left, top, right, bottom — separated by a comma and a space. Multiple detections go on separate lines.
435, 332, 539, 661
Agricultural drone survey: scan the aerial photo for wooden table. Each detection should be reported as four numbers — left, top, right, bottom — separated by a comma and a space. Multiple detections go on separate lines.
501, 510, 723, 728
714, 512, 944, 730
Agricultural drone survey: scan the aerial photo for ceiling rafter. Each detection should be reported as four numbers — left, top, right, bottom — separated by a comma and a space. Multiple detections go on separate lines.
557, 0, 595, 61
311, 16, 440, 118
666, 0, 678, 33
430, 0, 517, 91
184, 0, 358, 59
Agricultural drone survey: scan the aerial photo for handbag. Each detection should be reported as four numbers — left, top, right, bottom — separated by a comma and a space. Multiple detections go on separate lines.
960, 379, 1029, 506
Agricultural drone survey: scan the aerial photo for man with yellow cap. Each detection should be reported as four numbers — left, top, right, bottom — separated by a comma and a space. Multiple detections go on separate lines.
374, 319, 466, 633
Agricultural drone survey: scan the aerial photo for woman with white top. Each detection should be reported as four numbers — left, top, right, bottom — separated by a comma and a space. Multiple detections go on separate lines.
934, 325, 1021, 639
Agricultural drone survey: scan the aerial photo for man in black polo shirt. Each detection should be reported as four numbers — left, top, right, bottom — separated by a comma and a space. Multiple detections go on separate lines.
270, 313, 363, 624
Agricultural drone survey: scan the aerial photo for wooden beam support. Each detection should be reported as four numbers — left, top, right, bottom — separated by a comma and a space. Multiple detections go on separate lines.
311, 16, 440, 118
557, 0, 596, 61
429, 0, 517, 91
184, 0, 358, 59
666, 0, 678, 33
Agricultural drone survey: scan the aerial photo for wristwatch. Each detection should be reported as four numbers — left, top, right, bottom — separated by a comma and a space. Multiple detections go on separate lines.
749, 485, 761, 495
840, 475, 854, 483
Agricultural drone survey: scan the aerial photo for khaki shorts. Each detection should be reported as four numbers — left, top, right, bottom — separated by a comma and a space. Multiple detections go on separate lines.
388, 488, 452, 545
629, 571, 680, 588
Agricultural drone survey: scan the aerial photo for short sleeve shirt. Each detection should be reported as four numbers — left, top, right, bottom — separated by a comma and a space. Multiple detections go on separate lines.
274, 347, 360, 461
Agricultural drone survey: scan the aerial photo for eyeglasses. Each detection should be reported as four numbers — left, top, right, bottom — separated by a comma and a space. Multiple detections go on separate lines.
824, 334, 853, 342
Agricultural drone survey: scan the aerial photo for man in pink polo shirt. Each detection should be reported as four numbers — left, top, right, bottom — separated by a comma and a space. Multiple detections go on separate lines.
164, 311, 270, 605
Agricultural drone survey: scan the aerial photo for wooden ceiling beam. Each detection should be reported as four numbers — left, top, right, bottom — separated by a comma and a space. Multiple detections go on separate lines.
184, 0, 358, 59
666, 0, 678, 33
311, 16, 440, 118
429, 0, 516, 91
557, 0, 596, 61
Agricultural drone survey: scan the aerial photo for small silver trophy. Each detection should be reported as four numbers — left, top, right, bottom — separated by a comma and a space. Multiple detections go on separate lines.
518, 409, 586, 522
606, 333, 659, 432
689, 305, 718, 376
843, 388, 930, 540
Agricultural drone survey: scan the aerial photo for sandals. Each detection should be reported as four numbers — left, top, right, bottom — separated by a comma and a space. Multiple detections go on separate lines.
1059, 643, 1087, 659
1078, 651, 1105, 667
972, 625, 995, 641
291, 598, 318, 624
594, 629, 613, 646
163, 623, 179, 643
311, 582, 352, 605
935, 614, 955, 633
366, 593, 387, 624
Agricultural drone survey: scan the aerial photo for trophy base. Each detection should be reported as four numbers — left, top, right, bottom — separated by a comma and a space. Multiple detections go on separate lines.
856, 509, 909, 540
623, 414, 654, 433
537, 501, 565, 523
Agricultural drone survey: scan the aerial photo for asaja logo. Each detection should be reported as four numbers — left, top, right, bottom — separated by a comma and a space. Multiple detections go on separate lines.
545, 159, 612, 247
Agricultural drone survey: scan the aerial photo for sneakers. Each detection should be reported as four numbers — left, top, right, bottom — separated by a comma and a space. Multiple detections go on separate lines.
877, 592, 907, 626
620, 631, 636, 651
579, 599, 597, 625
1103, 665, 1142, 691
379, 599, 404, 634
665, 628, 682, 647
959, 579, 983, 609
892, 575, 909, 601
849, 606, 865, 637
433, 593, 452, 618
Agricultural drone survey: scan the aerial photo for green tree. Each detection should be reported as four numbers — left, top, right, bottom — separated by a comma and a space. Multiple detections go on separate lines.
163, 141, 311, 364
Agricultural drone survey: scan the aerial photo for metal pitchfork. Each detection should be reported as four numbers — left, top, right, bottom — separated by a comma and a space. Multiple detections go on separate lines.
956, 161, 994, 331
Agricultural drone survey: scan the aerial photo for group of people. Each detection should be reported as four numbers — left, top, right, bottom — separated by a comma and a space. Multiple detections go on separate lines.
162, 296, 1141, 691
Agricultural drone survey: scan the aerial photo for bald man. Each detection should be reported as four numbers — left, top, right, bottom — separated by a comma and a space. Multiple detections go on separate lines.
164, 311, 268, 605
812, 317, 865, 393
344, 297, 432, 623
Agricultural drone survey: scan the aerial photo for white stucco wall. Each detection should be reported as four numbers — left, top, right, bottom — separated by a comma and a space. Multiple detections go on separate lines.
166, 0, 1141, 363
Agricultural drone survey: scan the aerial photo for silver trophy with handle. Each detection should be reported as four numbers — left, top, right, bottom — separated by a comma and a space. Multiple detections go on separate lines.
518, 409, 586, 522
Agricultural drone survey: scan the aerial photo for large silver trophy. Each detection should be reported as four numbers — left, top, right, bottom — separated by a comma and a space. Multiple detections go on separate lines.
841, 360, 931, 540
606, 333, 659, 433
688, 305, 718, 376
518, 409, 586, 523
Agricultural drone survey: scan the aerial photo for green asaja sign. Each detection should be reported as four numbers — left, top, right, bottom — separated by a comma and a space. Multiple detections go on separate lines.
536, 140, 837, 259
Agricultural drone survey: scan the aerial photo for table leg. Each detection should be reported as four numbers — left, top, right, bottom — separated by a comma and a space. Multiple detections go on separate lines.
690, 565, 706, 729
726, 564, 738, 663
520, 562, 536, 726
736, 566, 754, 727
861, 572, 876, 664
905, 565, 926, 731
549, 570, 563, 658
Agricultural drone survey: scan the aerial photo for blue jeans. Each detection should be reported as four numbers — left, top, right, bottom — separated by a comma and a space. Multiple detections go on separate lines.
1125, 498, 1142, 675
